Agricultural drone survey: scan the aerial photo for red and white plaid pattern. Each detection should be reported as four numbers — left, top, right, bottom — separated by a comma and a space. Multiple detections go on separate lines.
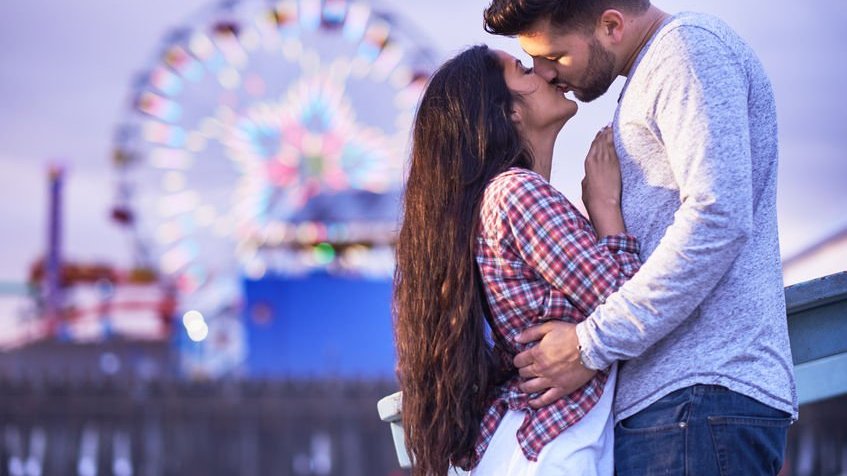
472, 168, 641, 463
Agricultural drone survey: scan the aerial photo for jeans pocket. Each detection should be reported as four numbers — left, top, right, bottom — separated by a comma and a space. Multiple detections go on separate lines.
615, 421, 686, 476
707, 415, 791, 476
615, 389, 692, 476
617, 387, 692, 433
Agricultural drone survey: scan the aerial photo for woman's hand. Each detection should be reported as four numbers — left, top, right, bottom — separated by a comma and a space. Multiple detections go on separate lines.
582, 127, 625, 238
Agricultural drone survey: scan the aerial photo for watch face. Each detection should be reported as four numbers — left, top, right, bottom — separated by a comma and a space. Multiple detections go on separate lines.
112, 0, 437, 311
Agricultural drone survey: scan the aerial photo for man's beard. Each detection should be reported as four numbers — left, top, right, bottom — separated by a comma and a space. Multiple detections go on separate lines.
574, 37, 617, 102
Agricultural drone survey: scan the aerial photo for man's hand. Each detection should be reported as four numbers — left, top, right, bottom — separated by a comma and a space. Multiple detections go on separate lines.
513, 321, 596, 408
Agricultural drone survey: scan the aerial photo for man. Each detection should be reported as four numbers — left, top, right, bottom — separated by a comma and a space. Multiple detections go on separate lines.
484, 1, 797, 474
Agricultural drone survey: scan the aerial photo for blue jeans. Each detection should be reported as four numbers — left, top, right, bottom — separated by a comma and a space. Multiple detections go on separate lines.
615, 385, 791, 475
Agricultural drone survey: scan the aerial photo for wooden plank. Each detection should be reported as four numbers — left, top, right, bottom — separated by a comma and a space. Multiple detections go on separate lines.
788, 302, 847, 365
786, 271, 847, 365
795, 352, 847, 405
785, 271, 847, 313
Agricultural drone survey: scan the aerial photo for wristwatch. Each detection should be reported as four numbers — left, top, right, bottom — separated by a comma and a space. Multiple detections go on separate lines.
577, 344, 591, 370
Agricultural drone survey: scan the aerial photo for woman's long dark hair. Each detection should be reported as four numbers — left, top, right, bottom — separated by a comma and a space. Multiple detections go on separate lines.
394, 45, 533, 475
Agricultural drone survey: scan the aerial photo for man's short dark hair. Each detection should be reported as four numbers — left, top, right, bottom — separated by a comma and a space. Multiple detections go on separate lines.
484, 0, 651, 36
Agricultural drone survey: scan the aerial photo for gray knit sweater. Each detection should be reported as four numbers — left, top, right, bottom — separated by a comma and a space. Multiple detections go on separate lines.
575, 12, 798, 422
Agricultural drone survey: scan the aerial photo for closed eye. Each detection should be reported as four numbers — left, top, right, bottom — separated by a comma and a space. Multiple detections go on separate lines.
515, 58, 533, 75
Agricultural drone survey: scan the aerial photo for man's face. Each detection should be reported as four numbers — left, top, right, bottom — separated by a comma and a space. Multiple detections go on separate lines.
518, 20, 618, 102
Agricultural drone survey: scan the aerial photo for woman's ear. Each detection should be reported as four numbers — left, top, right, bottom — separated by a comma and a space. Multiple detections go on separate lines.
510, 107, 523, 125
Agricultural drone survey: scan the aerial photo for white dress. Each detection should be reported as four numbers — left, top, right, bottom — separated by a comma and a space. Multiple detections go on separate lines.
454, 364, 617, 476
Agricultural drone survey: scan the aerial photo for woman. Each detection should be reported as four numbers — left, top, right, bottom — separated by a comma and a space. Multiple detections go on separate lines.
394, 45, 640, 475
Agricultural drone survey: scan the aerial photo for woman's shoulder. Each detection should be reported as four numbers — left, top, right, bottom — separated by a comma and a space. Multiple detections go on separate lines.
483, 167, 584, 225
486, 167, 550, 198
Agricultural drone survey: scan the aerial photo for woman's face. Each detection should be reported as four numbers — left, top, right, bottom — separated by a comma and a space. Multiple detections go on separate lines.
495, 50, 578, 133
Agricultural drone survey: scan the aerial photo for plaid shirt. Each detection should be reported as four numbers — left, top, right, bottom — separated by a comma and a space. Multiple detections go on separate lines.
471, 168, 641, 464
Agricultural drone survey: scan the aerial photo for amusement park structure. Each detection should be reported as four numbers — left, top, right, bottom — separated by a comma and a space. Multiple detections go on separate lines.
2, 166, 176, 355
10, 0, 439, 379
107, 0, 438, 377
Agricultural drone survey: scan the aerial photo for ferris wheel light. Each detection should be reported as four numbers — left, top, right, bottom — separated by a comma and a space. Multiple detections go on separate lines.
143, 122, 186, 147
195, 205, 217, 227
143, 122, 168, 143
357, 42, 381, 64
299, 0, 321, 31
156, 221, 185, 246
254, 15, 281, 51
199, 117, 222, 138
137, 92, 182, 123
161, 245, 195, 275
157, 190, 200, 217
163, 45, 203, 82
371, 44, 403, 82
244, 74, 266, 97
281, 38, 303, 61
300, 49, 321, 75
365, 18, 390, 44
218, 67, 241, 90
343, 3, 370, 42
188, 32, 215, 61
186, 131, 207, 152
150, 147, 192, 170
322, 0, 347, 27
328, 58, 352, 85
214, 36, 249, 70
239, 27, 261, 52
162, 171, 187, 193
349, 57, 370, 79
389, 66, 412, 90
214, 105, 237, 125
203, 53, 226, 75
149, 67, 183, 96
212, 21, 240, 38
271, 1, 298, 27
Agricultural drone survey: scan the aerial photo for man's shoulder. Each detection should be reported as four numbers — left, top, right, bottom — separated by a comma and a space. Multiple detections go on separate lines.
657, 12, 746, 52
666, 11, 728, 30
634, 11, 752, 87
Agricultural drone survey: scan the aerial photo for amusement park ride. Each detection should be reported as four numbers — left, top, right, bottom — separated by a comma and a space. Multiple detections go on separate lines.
17, 166, 176, 349
19, 0, 439, 379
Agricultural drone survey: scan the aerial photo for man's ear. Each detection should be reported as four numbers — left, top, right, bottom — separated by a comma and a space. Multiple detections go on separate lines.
598, 9, 625, 44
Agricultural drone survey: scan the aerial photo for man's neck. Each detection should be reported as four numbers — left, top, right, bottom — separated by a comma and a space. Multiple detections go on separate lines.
619, 6, 669, 77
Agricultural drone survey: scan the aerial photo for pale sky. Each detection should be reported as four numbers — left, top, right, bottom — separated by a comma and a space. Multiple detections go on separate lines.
1, 0, 845, 285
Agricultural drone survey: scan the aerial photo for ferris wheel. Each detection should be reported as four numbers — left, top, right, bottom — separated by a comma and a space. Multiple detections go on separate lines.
111, 0, 438, 344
